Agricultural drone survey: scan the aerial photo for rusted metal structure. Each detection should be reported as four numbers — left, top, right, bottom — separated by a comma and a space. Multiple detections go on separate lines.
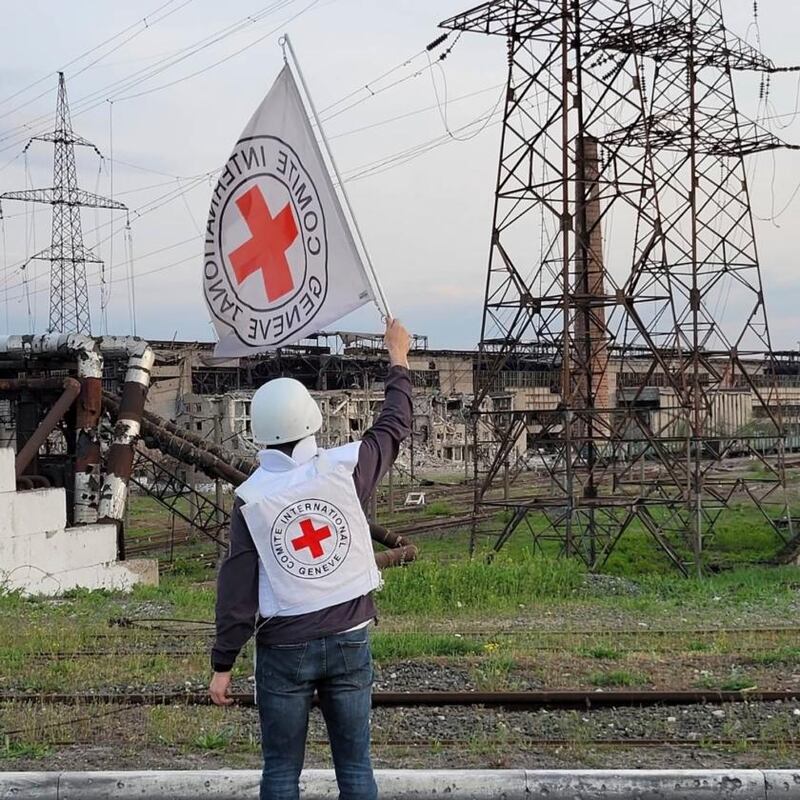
0, 333, 416, 571
441, 0, 799, 572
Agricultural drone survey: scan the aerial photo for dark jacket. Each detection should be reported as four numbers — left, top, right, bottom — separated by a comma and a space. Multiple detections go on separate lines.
211, 365, 412, 672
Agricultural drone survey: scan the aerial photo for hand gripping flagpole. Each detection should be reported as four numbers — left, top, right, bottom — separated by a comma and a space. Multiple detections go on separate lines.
280, 34, 393, 320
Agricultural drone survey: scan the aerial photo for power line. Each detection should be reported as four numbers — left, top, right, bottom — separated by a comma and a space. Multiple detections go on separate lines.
0, 20, 496, 326
326, 82, 503, 141
0, 0, 183, 110
0, 170, 216, 294
114, 0, 324, 102
0, 1, 313, 153
0, 73, 508, 296
0, 0, 194, 124
71, 1, 196, 82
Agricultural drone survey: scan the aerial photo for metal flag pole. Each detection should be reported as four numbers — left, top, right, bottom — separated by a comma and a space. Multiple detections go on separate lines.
280, 34, 393, 319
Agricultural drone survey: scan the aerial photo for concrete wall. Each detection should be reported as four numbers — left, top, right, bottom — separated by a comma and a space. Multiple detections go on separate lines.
0, 449, 158, 596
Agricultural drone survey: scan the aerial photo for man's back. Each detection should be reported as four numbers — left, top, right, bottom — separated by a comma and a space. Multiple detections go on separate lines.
209, 318, 412, 800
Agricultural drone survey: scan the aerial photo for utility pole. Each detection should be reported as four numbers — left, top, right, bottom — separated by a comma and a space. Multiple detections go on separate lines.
0, 72, 126, 333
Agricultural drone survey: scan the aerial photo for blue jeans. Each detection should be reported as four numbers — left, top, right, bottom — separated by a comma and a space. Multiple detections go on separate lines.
255, 628, 378, 800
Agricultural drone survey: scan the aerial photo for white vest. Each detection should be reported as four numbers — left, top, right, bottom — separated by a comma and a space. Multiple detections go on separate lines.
235, 439, 380, 618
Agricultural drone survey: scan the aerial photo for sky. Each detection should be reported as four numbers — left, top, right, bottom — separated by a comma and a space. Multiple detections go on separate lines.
1, 0, 799, 350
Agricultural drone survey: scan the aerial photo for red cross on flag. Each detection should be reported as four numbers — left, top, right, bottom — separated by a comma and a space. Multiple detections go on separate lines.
203, 64, 376, 356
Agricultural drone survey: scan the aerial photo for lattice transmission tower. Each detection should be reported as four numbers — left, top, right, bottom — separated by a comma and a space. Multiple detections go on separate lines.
440, 0, 798, 573
1, 72, 126, 334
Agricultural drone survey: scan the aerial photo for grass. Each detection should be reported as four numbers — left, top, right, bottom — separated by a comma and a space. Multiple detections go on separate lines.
424, 500, 456, 517
0, 741, 51, 760
193, 729, 234, 750
1, 490, 799, 760
371, 632, 483, 660
695, 670, 757, 691
719, 673, 758, 691
471, 654, 518, 690
377, 553, 585, 615
751, 646, 800, 665
588, 669, 648, 688
579, 644, 621, 660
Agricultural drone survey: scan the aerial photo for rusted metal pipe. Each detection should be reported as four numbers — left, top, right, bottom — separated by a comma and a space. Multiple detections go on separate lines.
133, 398, 257, 476
369, 522, 413, 549
0, 334, 104, 523
374, 544, 418, 569
14, 377, 80, 477
369, 522, 418, 568
0, 377, 69, 391
97, 339, 155, 527
74, 374, 103, 523
138, 426, 250, 486
104, 394, 250, 487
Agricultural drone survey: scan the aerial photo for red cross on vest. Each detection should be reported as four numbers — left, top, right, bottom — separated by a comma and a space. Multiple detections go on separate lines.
228, 185, 298, 302
291, 518, 332, 559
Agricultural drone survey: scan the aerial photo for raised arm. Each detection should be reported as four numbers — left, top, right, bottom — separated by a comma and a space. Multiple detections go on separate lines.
353, 318, 413, 506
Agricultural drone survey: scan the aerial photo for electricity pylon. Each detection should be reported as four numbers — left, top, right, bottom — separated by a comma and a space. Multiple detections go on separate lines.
1, 72, 126, 333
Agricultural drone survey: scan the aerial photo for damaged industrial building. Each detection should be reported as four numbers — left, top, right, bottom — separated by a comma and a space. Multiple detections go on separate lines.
2, 328, 800, 595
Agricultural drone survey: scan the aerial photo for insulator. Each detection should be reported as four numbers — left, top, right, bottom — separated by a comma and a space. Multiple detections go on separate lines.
425, 33, 448, 52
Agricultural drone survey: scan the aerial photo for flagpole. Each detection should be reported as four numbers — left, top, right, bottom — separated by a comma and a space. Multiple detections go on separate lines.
281, 34, 393, 320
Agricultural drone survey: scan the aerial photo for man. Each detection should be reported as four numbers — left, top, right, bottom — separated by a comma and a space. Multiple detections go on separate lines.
210, 318, 412, 800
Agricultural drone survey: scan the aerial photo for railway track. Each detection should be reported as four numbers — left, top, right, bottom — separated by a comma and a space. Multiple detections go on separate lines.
2, 689, 799, 709
125, 508, 492, 557
3, 735, 796, 750
6, 625, 800, 661
3, 689, 796, 756
6, 623, 799, 650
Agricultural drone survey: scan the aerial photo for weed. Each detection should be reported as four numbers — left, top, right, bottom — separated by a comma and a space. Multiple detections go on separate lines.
579, 645, 621, 660
751, 647, 800, 665
193, 729, 233, 750
588, 669, 647, 687
695, 669, 756, 691
471, 654, 518, 690
0, 739, 51, 760
719, 673, 757, 692
61, 587, 113, 602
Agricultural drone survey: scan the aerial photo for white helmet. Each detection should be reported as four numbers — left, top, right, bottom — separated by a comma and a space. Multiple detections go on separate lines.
250, 377, 323, 445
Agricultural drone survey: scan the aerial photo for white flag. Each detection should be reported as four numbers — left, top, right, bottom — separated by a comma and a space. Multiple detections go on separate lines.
203, 65, 374, 357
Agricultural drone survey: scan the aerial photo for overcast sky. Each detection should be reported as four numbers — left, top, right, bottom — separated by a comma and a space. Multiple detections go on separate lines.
1, 0, 799, 350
